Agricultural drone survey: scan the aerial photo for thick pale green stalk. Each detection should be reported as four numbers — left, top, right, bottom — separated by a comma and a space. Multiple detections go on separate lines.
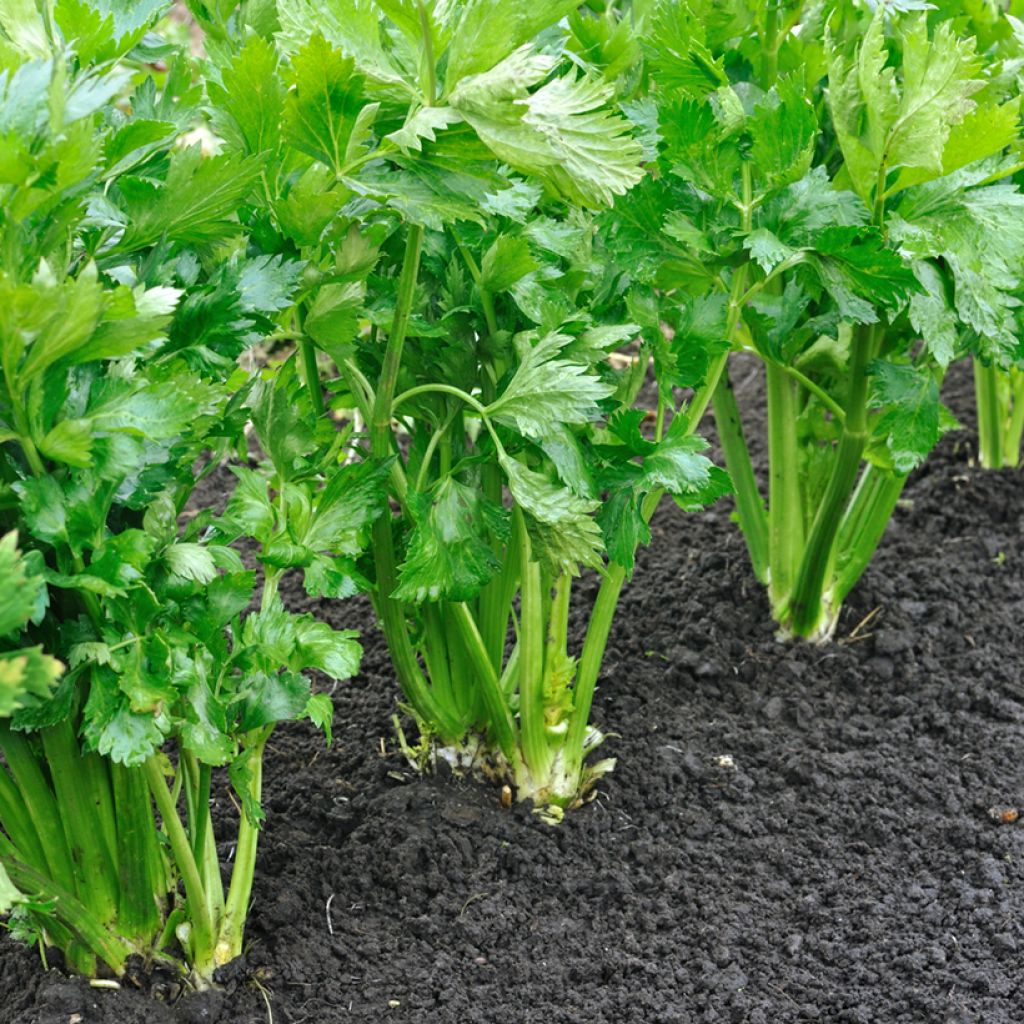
711, 369, 768, 582
110, 762, 165, 944
218, 728, 271, 970
559, 564, 625, 793
833, 463, 907, 605
481, 513, 522, 672
544, 575, 572, 678
516, 513, 550, 782
708, 161, 760, 564
41, 721, 119, 926
974, 359, 1005, 469
181, 752, 224, 931
449, 605, 517, 762
765, 364, 805, 612
420, 604, 459, 719
0, 724, 77, 895
1007, 368, 1024, 466
762, 0, 780, 87
0, 764, 48, 872
787, 322, 877, 637
143, 757, 215, 977
443, 608, 484, 726
369, 224, 462, 740
0, 838, 131, 976
474, 278, 514, 674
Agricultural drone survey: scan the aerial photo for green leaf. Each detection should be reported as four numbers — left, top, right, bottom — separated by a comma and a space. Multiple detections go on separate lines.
301, 458, 390, 554
641, 419, 715, 494
828, 12, 983, 203
394, 477, 508, 602
249, 359, 320, 481
13, 477, 67, 545
868, 360, 942, 473
481, 178, 543, 222
276, 0, 405, 90
71, 283, 181, 365
744, 228, 794, 274
0, 647, 63, 718
164, 543, 217, 583
12, 263, 104, 383
0, 532, 48, 637
275, 163, 344, 245
888, 176, 1024, 359
57, 0, 166, 59
659, 93, 741, 201
640, 0, 727, 97
761, 167, 867, 249
349, 158, 491, 229
88, 377, 221, 439
908, 261, 958, 368
304, 691, 333, 745
480, 234, 537, 293
803, 227, 919, 323
451, 59, 644, 208
387, 105, 462, 154
103, 119, 177, 178
1, 0, 50, 58
83, 670, 166, 765
444, 0, 579, 87
292, 619, 362, 680
667, 293, 729, 391
302, 555, 369, 600
596, 486, 649, 576
486, 331, 615, 440
498, 452, 603, 575
749, 72, 817, 194
37, 418, 93, 467
208, 34, 284, 156
931, 96, 1021, 185
220, 467, 275, 540
239, 671, 312, 731
304, 281, 364, 365
238, 255, 304, 314
116, 147, 262, 251
517, 72, 646, 209
179, 663, 232, 765
284, 33, 368, 175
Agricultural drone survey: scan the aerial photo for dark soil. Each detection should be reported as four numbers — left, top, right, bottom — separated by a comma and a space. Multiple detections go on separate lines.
3, 363, 1024, 1024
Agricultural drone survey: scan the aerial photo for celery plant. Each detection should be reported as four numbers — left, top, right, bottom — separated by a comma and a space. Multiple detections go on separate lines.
0, 10, 369, 983
615, 2, 1024, 639
202, 1, 727, 811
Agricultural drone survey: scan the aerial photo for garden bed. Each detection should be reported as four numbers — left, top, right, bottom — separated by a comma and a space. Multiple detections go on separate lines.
3, 365, 1023, 1024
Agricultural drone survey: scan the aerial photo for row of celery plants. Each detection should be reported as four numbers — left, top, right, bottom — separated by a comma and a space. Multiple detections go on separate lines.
4, 0, 1024, 994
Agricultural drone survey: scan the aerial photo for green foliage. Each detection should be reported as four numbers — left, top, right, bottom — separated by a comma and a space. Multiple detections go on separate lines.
618, 0, 1020, 638
0, 15, 373, 984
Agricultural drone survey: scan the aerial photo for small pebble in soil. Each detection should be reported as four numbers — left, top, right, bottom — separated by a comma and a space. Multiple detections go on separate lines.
988, 806, 1020, 824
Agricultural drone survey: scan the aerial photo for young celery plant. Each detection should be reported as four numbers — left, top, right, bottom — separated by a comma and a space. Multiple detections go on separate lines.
616, 4, 1022, 640
360, 212, 728, 812
201, 2, 727, 810
0, 20, 365, 984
